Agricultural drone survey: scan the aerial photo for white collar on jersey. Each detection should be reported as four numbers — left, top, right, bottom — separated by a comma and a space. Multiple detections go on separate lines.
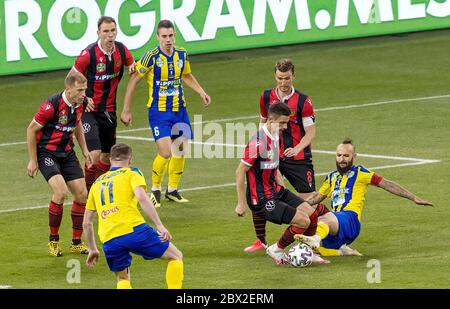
262, 124, 278, 141
97, 41, 115, 59
62, 91, 79, 113
275, 86, 295, 102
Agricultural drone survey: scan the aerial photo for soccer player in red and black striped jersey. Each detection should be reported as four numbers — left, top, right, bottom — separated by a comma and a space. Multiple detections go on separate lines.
244, 59, 329, 253
71, 16, 135, 192
235, 102, 329, 265
26, 71, 93, 257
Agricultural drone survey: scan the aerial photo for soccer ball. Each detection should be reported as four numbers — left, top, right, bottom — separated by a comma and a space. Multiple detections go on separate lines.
288, 243, 313, 267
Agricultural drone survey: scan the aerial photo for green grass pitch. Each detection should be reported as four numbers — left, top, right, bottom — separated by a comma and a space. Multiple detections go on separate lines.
0, 29, 449, 288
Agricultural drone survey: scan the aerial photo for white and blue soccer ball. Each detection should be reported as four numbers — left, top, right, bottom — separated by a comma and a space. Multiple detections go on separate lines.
288, 243, 313, 267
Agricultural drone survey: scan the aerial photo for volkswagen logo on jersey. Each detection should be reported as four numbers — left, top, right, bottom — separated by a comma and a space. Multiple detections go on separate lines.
265, 200, 275, 212
83, 123, 91, 133
44, 157, 54, 167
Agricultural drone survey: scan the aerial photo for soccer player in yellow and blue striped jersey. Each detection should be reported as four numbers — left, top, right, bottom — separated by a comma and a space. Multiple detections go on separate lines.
83, 143, 184, 289
295, 138, 433, 258
121, 20, 211, 207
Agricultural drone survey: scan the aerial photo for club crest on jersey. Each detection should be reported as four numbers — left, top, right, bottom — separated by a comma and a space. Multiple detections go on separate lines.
139, 67, 147, 74
97, 62, 106, 72
58, 115, 68, 124
115, 60, 122, 68
347, 171, 355, 178
156, 57, 164, 67
267, 150, 274, 160
176, 59, 183, 68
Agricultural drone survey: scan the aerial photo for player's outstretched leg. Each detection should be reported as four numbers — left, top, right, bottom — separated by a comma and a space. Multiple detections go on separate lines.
311, 252, 330, 264
266, 244, 289, 265
294, 234, 321, 252
339, 244, 363, 256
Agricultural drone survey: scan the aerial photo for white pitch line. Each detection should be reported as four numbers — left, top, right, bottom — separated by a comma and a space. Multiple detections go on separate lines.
116, 93, 450, 134
312, 150, 441, 163
0, 285, 12, 289
117, 135, 440, 164
0, 159, 438, 214
0, 141, 26, 147
2, 93, 449, 146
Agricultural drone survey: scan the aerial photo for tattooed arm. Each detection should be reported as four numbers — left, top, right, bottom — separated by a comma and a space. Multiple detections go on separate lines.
378, 178, 433, 206
306, 191, 327, 206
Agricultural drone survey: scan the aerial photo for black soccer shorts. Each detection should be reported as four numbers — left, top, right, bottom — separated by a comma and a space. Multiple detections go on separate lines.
82, 111, 117, 153
279, 159, 316, 193
37, 150, 84, 182
253, 187, 305, 225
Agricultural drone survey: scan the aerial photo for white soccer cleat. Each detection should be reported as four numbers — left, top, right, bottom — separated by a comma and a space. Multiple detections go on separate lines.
311, 253, 331, 264
294, 234, 321, 252
339, 244, 363, 256
266, 244, 289, 265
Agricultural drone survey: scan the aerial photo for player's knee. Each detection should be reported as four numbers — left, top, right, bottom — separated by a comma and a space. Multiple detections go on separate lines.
292, 209, 310, 228
165, 245, 183, 261
318, 214, 333, 226
159, 151, 172, 159
74, 187, 88, 203
171, 249, 183, 261
174, 248, 183, 260
53, 188, 69, 202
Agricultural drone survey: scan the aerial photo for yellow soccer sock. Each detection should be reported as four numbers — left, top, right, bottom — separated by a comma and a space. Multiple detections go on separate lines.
168, 156, 185, 190
117, 279, 132, 289
317, 222, 330, 240
318, 247, 340, 257
166, 260, 184, 289
152, 154, 170, 189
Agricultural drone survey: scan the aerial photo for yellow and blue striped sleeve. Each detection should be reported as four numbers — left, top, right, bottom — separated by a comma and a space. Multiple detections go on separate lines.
357, 165, 375, 185
130, 168, 147, 192
182, 51, 192, 75
319, 173, 332, 197
136, 49, 157, 78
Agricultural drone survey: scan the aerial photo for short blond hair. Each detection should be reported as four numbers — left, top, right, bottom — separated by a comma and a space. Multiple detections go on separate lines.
65, 71, 86, 87
110, 143, 132, 161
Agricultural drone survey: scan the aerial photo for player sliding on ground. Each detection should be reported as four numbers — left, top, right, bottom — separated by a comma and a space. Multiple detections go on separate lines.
295, 138, 433, 258
235, 102, 329, 265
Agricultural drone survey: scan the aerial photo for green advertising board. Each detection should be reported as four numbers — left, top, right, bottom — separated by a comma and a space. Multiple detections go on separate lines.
1, 0, 449, 76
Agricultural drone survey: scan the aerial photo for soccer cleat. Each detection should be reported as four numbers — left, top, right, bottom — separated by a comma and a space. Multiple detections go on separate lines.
151, 190, 161, 208
244, 239, 268, 252
339, 244, 363, 256
48, 241, 63, 257
70, 242, 89, 254
266, 244, 289, 265
165, 190, 189, 203
311, 253, 331, 264
294, 234, 321, 252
